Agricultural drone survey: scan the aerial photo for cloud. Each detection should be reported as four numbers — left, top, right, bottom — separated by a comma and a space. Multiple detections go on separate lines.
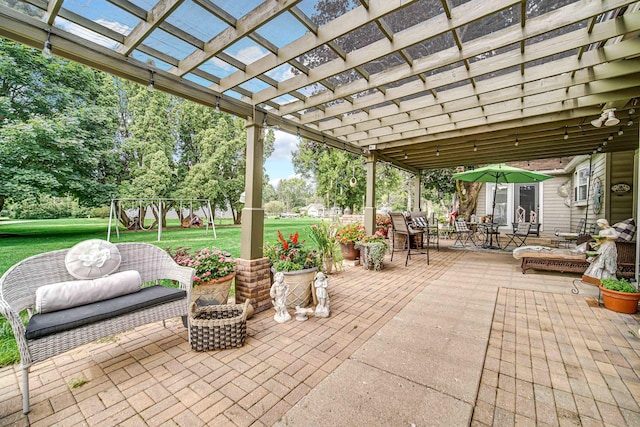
234, 45, 268, 64
56, 18, 124, 50
266, 64, 295, 82
95, 19, 132, 36
271, 130, 299, 161
209, 57, 234, 72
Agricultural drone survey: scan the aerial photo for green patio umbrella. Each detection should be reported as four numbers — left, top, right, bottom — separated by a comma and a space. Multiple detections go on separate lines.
452, 163, 553, 224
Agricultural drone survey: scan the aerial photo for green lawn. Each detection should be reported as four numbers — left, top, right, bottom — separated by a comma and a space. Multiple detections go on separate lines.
0, 216, 323, 366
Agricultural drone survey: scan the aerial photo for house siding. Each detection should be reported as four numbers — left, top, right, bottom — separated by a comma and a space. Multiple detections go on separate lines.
539, 177, 571, 236
566, 154, 605, 233
608, 150, 635, 224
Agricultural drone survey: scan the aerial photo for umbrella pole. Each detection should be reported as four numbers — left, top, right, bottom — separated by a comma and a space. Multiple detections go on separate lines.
487, 177, 499, 249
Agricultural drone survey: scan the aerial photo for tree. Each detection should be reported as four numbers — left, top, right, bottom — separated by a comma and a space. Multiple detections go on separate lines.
276, 177, 313, 211
175, 106, 275, 224
0, 39, 119, 212
264, 200, 285, 217
115, 78, 179, 227
292, 141, 366, 212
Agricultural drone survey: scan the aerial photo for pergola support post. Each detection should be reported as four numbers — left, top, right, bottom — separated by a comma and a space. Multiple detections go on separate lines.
413, 174, 422, 212
364, 153, 377, 235
236, 116, 271, 313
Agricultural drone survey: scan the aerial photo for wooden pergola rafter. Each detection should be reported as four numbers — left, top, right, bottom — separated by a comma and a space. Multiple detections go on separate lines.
2, 0, 639, 171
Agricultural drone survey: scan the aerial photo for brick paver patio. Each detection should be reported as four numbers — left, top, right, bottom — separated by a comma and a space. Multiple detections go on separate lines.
0, 240, 638, 426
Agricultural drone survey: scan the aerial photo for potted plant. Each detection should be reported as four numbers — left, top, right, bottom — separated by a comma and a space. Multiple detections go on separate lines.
309, 221, 343, 274
168, 246, 236, 305
599, 278, 640, 314
357, 231, 389, 271
264, 231, 320, 308
375, 213, 391, 238
335, 222, 366, 260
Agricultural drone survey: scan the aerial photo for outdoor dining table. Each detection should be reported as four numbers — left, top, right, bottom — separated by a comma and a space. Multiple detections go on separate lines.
479, 223, 501, 249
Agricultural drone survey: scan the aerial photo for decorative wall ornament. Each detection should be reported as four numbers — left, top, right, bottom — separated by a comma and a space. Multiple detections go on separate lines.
592, 177, 601, 214
611, 182, 632, 195
557, 180, 572, 207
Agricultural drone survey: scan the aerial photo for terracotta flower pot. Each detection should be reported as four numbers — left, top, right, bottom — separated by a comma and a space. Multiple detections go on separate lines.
340, 242, 359, 260
192, 272, 235, 306
599, 285, 640, 314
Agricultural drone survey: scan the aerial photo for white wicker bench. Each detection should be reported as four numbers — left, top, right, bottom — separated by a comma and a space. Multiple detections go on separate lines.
0, 242, 194, 414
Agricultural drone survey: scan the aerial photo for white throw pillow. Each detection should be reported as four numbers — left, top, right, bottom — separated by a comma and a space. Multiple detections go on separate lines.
35, 270, 142, 313
65, 239, 121, 279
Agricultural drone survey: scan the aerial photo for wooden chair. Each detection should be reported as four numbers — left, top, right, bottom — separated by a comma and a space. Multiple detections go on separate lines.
389, 212, 429, 266
503, 222, 531, 249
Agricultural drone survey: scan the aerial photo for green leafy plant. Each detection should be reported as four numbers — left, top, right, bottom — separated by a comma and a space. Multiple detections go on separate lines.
357, 231, 389, 271
167, 246, 236, 285
335, 222, 366, 245
600, 278, 638, 293
265, 231, 320, 271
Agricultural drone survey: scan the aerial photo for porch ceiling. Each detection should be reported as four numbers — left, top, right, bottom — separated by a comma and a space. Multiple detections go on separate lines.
1, 0, 640, 172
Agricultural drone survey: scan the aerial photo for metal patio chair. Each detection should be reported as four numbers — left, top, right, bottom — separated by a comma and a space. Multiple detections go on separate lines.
503, 222, 531, 249
453, 219, 477, 248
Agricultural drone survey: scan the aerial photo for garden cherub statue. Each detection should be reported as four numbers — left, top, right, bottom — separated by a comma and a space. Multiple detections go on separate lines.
270, 272, 291, 323
314, 271, 330, 318
583, 218, 619, 282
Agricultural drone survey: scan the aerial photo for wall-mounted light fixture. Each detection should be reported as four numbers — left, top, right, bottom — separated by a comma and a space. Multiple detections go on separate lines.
147, 70, 155, 92
591, 108, 619, 127
215, 96, 220, 112
436, 145, 440, 156
42, 29, 53, 59
514, 134, 518, 147
473, 143, 477, 152
563, 126, 569, 140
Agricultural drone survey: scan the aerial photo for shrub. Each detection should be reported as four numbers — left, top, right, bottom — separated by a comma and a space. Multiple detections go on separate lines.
601, 278, 638, 293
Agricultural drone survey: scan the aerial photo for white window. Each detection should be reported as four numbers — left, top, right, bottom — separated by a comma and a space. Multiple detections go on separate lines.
574, 166, 589, 205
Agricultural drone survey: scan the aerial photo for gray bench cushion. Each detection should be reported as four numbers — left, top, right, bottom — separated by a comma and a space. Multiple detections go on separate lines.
26, 286, 186, 340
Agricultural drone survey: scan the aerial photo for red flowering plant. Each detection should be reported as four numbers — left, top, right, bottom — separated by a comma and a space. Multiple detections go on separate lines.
264, 231, 320, 272
335, 222, 366, 245
167, 246, 236, 285
375, 213, 391, 236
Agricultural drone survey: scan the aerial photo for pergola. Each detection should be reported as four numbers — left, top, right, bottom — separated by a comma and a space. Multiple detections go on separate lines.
2, 0, 639, 262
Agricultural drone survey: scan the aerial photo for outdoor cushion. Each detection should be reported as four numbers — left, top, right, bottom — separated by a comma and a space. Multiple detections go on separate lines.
26, 286, 186, 340
35, 270, 141, 314
65, 239, 121, 279
512, 246, 587, 261
612, 218, 636, 242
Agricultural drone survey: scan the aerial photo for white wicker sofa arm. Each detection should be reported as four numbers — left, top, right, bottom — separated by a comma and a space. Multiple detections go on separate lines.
0, 241, 195, 415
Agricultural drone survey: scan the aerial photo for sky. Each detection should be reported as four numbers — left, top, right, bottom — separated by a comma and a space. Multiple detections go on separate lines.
264, 130, 299, 187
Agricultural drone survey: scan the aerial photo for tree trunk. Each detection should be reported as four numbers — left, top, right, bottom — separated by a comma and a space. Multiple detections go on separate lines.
456, 181, 482, 221
0, 195, 4, 215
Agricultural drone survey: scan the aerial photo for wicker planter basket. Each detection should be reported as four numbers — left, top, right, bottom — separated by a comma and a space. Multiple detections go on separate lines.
189, 300, 249, 351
